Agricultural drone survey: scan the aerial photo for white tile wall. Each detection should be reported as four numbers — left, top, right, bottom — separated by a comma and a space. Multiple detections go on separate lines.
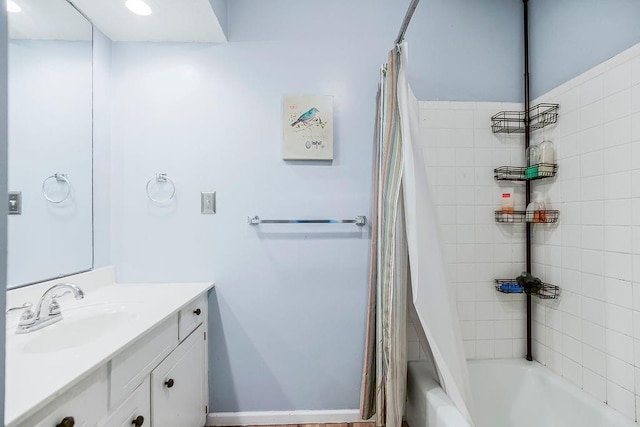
531, 42, 640, 423
408, 101, 527, 362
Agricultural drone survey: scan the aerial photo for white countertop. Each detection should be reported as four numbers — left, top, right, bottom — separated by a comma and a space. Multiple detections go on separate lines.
4, 267, 214, 426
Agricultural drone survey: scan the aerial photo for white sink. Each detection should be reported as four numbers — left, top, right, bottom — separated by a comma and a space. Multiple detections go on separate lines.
20, 303, 140, 354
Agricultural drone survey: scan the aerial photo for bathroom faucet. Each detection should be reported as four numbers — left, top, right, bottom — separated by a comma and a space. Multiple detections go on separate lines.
15, 282, 85, 334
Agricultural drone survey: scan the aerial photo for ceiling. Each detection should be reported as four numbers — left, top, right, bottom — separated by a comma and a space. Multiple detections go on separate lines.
69, 0, 227, 43
9, 0, 92, 41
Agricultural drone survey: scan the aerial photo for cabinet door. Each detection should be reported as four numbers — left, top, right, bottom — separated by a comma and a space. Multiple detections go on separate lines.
99, 377, 150, 427
151, 324, 206, 427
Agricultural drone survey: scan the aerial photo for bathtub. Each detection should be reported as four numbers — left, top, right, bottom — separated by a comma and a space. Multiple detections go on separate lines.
407, 359, 636, 427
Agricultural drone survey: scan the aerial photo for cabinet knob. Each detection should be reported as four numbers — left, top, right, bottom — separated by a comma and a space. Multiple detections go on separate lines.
193, 308, 201, 315
56, 417, 75, 427
132, 415, 145, 426
165, 378, 175, 388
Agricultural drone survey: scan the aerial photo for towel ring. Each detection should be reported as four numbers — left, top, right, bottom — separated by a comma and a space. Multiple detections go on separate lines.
42, 173, 71, 204
146, 173, 176, 204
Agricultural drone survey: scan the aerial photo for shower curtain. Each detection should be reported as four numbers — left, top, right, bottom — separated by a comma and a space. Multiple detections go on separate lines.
360, 43, 474, 427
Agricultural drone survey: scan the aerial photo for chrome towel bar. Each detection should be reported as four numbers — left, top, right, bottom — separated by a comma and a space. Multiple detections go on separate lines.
248, 216, 367, 226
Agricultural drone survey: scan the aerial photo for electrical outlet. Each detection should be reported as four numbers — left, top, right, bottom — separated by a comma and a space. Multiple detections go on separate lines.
201, 192, 216, 214
8, 192, 21, 215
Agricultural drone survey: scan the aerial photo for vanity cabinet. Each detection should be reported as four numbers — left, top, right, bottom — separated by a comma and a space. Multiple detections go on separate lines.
13, 292, 209, 427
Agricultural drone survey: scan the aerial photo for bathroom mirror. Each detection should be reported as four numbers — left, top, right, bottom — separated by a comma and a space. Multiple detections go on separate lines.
7, 0, 93, 288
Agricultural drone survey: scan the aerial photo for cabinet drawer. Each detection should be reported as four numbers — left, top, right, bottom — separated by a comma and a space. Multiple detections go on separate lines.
20, 367, 107, 427
110, 315, 178, 409
99, 377, 150, 427
151, 324, 207, 427
178, 294, 206, 342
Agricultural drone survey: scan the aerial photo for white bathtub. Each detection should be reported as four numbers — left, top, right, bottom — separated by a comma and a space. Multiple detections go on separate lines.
407, 359, 636, 427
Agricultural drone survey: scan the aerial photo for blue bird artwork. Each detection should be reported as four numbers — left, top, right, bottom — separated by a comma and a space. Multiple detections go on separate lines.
291, 107, 319, 127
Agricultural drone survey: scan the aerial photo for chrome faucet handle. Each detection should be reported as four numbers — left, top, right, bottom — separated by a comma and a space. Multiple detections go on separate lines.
49, 299, 61, 316
6, 302, 33, 313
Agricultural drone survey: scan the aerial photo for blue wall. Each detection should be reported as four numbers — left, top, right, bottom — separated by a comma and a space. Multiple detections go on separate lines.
107, 0, 523, 414
229, 0, 524, 102
208, 0, 228, 38
405, 0, 523, 101
530, 0, 640, 97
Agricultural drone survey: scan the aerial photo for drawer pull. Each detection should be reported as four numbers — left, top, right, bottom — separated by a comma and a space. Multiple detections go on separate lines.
165, 378, 175, 388
132, 415, 145, 426
56, 417, 75, 427
193, 308, 201, 315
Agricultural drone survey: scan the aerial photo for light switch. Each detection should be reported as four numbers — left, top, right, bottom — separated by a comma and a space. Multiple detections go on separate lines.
201, 192, 216, 214
8, 192, 21, 215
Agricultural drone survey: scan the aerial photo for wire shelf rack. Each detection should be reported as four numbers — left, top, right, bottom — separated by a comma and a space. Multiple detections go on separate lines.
494, 163, 558, 181
491, 103, 559, 134
495, 279, 560, 299
494, 210, 560, 224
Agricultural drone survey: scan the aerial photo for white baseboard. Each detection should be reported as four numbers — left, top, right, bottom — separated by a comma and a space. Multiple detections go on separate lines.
207, 409, 366, 426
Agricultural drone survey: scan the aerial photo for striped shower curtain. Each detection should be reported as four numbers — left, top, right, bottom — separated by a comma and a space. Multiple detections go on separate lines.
360, 44, 475, 427
360, 47, 407, 427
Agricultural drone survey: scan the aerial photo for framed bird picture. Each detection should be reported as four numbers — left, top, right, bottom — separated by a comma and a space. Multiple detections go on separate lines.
282, 94, 334, 160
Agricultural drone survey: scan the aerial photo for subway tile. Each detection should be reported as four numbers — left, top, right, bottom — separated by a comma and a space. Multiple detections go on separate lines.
494, 339, 514, 358
583, 344, 606, 376
603, 116, 632, 148
563, 357, 582, 388
604, 62, 632, 97
605, 303, 633, 336
606, 329, 634, 364
633, 56, 640, 86
607, 381, 635, 420
436, 147, 456, 166
605, 277, 633, 309
562, 225, 581, 248
583, 368, 607, 402
605, 252, 633, 282
582, 273, 605, 300
561, 179, 581, 203
603, 144, 632, 173
457, 302, 475, 321
580, 151, 603, 177
581, 75, 604, 106
582, 249, 604, 276
455, 147, 474, 166
563, 311, 582, 340
607, 356, 635, 392
580, 176, 603, 201
580, 126, 604, 154
583, 320, 606, 351
604, 199, 632, 226
632, 112, 640, 141
603, 90, 631, 123
632, 83, 640, 113
583, 297, 606, 326
453, 109, 475, 129
581, 100, 603, 129
604, 226, 633, 253
563, 334, 582, 363
456, 206, 475, 225
475, 340, 494, 359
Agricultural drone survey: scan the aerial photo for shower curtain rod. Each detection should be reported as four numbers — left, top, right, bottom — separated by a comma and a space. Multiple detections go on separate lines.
395, 0, 421, 44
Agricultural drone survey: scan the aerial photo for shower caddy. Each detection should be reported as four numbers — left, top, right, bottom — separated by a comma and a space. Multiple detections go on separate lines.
490, 0, 560, 362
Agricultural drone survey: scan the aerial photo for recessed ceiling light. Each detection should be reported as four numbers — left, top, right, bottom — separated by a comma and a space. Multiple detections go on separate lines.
7, 0, 21, 13
125, 0, 152, 16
